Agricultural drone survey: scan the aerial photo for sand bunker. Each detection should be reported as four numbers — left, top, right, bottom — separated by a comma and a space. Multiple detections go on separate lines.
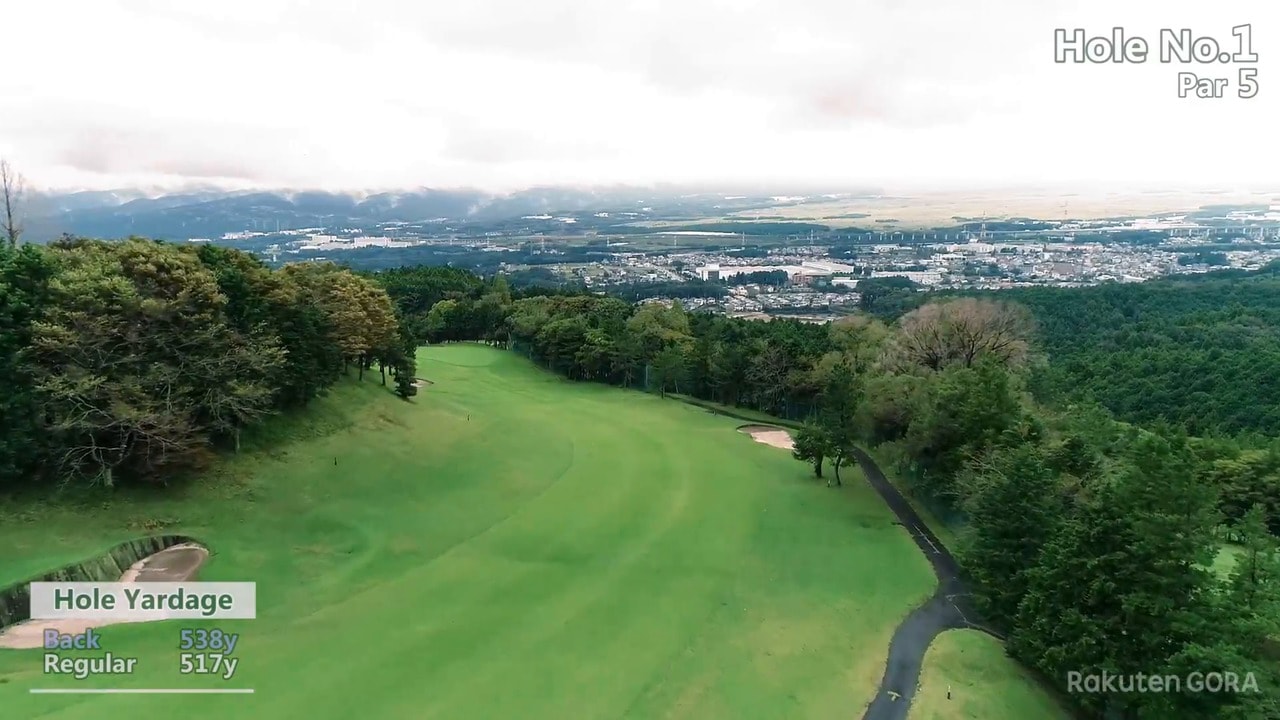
738, 424, 795, 451
0, 542, 209, 649
414, 378, 434, 388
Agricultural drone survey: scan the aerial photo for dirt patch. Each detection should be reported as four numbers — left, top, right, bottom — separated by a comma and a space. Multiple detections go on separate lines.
737, 424, 795, 451
413, 378, 434, 388
0, 543, 209, 649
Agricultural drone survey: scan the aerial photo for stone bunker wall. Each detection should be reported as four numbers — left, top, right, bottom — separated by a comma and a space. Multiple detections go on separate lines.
0, 534, 198, 631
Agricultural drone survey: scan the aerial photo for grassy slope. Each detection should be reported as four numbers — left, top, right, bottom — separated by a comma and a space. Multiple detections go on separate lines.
909, 630, 1073, 720
667, 397, 962, 550
0, 344, 933, 719
671, 396, 1066, 718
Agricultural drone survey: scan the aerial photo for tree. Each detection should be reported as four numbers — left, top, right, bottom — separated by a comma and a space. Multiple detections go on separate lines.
195, 331, 286, 452
1202, 448, 1280, 533
816, 360, 860, 486
0, 243, 56, 487
1, 158, 23, 247
711, 339, 751, 406
537, 315, 589, 376
791, 423, 832, 479
575, 328, 615, 382
1012, 433, 1221, 719
31, 240, 238, 484
747, 343, 791, 415
626, 301, 691, 360
856, 276, 920, 318
858, 373, 924, 444
1226, 504, 1280, 624
283, 263, 399, 380
904, 361, 1022, 501
394, 364, 418, 399
392, 321, 419, 400
958, 443, 1063, 624
651, 344, 689, 398
685, 335, 721, 399
353, 281, 400, 381
885, 298, 1033, 372
0, 237, 417, 489
611, 331, 645, 388
195, 245, 341, 408
424, 298, 463, 343
827, 313, 890, 373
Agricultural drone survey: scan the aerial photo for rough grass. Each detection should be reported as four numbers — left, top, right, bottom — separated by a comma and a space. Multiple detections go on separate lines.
909, 630, 1074, 720
0, 344, 935, 719
1211, 544, 1244, 580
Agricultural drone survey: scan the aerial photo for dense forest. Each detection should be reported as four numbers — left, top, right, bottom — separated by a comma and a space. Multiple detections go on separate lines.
991, 264, 1280, 436
819, 264, 1280, 437
0, 238, 416, 490
376, 263, 1280, 719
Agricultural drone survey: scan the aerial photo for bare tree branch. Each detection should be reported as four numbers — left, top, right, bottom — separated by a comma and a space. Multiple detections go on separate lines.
885, 297, 1034, 372
0, 158, 24, 247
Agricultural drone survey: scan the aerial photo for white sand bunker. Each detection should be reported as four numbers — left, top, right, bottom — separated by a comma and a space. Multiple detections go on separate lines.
738, 424, 795, 451
413, 378, 434, 388
0, 543, 209, 649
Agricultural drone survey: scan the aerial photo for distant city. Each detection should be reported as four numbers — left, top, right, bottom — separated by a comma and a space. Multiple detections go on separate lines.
181, 205, 1280, 322
23, 186, 1280, 322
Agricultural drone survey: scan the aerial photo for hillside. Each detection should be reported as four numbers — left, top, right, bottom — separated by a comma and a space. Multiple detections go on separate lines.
388, 267, 1280, 720
20, 187, 807, 242
5, 244, 1280, 720
0, 345, 1032, 718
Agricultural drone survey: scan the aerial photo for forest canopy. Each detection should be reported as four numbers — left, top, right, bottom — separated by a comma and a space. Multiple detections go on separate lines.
0, 238, 416, 490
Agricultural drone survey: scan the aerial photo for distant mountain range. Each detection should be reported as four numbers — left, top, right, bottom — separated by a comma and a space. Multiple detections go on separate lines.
20, 186, 857, 242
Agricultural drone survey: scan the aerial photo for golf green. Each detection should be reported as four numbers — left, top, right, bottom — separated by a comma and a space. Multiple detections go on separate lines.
0, 344, 934, 718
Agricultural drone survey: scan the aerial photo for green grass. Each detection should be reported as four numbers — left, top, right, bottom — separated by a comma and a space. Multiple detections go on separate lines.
666, 397, 1068, 718
662, 400, 962, 552
860, 446, 963, 551
908, 630, 1073, 720
0, 344, 934, 719
667, 394, 804, 430
1210, 544, 1243, 580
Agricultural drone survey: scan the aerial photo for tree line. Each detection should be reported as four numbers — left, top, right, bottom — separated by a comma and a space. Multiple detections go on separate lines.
0, 238, 416, 490
991, 263, 1280, 436
796, 263, 1280, 437
384, 265, 1280, 719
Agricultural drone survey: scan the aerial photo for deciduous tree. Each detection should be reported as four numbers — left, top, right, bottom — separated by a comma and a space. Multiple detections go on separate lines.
1, 158, 23, 247
885, 298, 1033, 372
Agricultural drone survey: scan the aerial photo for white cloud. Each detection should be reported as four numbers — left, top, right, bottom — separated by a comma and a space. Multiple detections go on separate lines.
0, 0, 1275, 192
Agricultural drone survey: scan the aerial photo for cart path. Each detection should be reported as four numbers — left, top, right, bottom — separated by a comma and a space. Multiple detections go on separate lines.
851, 447, 1001, 720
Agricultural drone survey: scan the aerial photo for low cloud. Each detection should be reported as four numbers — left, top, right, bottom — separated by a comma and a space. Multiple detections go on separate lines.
0, 0, 1275, 191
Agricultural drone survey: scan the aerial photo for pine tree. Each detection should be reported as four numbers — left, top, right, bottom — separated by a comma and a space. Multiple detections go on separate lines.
791, 422, 831, 479
394, 364, 417, 399
1012, 432, 1221, 718
958, 443, 1063, 625
815, 361, 859, 486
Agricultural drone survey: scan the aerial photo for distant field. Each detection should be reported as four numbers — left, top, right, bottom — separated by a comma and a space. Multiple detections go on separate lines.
726, 189, 1280, 229
1, 344, 938, 719
909, 630, 1073, 720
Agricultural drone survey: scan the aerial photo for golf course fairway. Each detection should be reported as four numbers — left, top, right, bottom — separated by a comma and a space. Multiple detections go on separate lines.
1, 344, 938, 717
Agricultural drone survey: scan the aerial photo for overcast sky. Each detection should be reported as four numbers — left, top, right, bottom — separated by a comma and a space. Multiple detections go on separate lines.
1, 0, 1275, 193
